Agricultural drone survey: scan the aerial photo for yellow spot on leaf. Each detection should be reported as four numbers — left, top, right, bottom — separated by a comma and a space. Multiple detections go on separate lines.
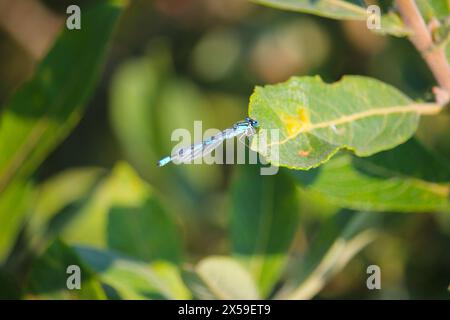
281, 107, 310, 136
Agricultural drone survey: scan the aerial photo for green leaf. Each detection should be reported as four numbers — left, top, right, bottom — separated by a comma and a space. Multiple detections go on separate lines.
2, 169, 104, 280
0, 181, 32, 263
0, 0, 124, 194
292, 139, 450, 212
278, 211, 379, 299
62, 162, 182, 263
251, 0, 411, 36
183, 256, 260, 300
107, 198, 182, 263
416, 0, 449, 21
447, 41, 450, 63
29, 168, 105, 240
151, 260, 192, 300
76, 246, 191, 299
249, 76, 442, 170
0, 268, 22, 299
27, 239, 106, 299
231, 165, 299, 297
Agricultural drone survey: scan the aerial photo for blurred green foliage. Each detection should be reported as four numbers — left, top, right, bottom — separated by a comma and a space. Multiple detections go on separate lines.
0, 0, 449, 300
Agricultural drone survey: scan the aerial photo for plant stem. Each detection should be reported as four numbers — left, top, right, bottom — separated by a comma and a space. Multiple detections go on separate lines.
396, 0, 450, 104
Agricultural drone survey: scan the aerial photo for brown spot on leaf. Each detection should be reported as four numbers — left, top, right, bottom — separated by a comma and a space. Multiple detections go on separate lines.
298, 150, 310, 157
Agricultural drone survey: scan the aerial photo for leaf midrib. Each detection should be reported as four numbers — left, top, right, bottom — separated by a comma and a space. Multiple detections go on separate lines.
266, 103, 442, 147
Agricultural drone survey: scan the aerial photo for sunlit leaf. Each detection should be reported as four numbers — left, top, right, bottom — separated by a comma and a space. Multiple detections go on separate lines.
292, 139, 450, 212
62, 162, 182, 263
0, 171, 101, 294
27, 240, 106, 300
0, 181, 32, 263
183, 256, 260, 300
76, 246, 190, 299
151, 260, 192, 300
29, 168, 105, 241
0, 0, 124, 194
249, 76, 442, 170
251, 0, 411, 36
278, 211, 379, 299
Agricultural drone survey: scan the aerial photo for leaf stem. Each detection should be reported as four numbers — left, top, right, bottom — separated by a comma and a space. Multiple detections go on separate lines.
396, 0, 450, 105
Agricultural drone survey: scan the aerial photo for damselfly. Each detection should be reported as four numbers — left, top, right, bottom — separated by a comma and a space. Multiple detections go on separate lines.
157, 117, 259, 166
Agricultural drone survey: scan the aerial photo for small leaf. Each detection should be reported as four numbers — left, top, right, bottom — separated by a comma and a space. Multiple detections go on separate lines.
107, 198, 182, 263
151, 261, 192, 300
231, 165, 299, 297
251, 0, 411, 36
27, 240, 106, 300
76, 246, 190, 299
249, 76, 442, 170
2, 172, 102, 287
292, 139, 450, 212
0, 181, 32, 263
184, 256, 260, 300
62, 162, 183, 263
278, 211, 379, 299
0, 0, 124, 194
29, 168, 105, 240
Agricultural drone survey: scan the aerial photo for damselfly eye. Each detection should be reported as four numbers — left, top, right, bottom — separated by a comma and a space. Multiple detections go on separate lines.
249, 118, 258, 127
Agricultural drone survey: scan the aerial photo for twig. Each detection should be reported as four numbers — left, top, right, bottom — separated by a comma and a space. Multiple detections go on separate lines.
396, 0, 450, 105
0, 0, 63, 60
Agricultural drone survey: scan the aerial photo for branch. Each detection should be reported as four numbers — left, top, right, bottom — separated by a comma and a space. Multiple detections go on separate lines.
0, 0, 63, 60
396, 0, 450, 105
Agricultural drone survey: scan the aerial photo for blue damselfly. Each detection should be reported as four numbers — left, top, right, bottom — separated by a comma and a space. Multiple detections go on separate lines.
157, 117, 259, 166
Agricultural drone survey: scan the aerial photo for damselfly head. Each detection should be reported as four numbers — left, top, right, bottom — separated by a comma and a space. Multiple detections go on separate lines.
245, 117, 259, 128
